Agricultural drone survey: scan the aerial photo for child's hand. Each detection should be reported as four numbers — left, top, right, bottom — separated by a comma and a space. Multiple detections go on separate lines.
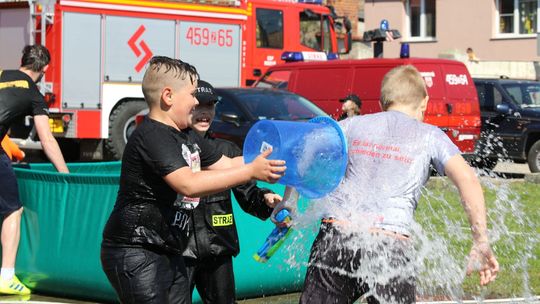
249, 148, 286, 183
263, 193, 282, 208
466, 242, 499, 286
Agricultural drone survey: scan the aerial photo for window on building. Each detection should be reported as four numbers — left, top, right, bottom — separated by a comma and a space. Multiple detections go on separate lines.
406, 0, 436, 39
256, 8, 283, 49
497, 0, 539, 35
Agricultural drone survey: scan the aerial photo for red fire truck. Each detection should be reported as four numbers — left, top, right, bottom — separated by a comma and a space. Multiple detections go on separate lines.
0, 0, 350, 160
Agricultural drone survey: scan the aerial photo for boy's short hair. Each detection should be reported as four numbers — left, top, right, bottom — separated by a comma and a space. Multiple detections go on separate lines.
380, 65, 427, 111
142, 56, 199, 107
21, 45, 50, 72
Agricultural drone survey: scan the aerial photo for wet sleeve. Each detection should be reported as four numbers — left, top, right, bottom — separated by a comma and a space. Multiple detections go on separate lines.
232, 184, 273, 220
338, 117, 352, 136
30, 86, 49, 117
139, 130, 189, 176
193, 133, 223, 167
229, 143, 273, 220
430, 128, 460, 174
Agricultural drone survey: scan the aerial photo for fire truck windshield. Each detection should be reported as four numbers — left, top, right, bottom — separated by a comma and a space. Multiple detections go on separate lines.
300, 10, 332, 53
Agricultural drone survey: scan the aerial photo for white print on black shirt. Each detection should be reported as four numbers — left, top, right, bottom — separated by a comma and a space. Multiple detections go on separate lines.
177, 143, 202, 209
171, 143, 202, 236
171, 209, 191, 231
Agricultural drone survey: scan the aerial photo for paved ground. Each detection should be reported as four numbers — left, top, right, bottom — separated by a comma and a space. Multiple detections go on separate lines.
493, 161, 531, 175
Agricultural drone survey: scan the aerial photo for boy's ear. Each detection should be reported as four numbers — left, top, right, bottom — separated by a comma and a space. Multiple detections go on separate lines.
162, 87, 173, 106
420, 96, 429, 111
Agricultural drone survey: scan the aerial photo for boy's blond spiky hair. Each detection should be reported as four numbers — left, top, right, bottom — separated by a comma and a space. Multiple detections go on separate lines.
380, 65, 427, 111
142, 56, 198, 107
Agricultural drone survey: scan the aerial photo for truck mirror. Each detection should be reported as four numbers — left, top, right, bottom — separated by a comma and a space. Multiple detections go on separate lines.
337, 16, 352, 54
496, 103, 512, 115
221, 112, 241, 127
337, 33, 352, 54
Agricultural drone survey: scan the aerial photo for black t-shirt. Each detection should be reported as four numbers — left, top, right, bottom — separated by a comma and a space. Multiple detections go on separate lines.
0, 70, 49, 139
102, 117, 222, 254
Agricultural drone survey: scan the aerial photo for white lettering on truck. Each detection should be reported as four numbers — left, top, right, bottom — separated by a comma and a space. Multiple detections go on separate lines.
420, 71, 435, 88
446, 74, 468, 85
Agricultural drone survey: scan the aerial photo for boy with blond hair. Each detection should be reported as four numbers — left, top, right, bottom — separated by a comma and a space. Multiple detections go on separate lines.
298, 65, 499, 303
101, 57, 286, 304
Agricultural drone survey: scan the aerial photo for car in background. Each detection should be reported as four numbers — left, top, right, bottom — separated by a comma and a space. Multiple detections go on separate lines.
474, 78, 540, 172
211, 87, 328, 148
135, 87, 328, 149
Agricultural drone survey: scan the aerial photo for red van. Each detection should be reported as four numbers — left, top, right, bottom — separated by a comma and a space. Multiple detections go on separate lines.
254, 58, 481, 154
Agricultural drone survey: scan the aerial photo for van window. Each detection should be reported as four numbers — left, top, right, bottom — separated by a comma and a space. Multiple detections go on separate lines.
299, 10, 332, 52
256, 9, 283, 49
476, 83, 503, 111
256, 70, 292, 89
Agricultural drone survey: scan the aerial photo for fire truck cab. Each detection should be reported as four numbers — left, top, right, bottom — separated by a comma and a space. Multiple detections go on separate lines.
0, 0, 350, 160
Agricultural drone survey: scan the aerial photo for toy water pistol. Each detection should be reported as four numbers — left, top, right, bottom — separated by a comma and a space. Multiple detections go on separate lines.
253, 209, 293, 263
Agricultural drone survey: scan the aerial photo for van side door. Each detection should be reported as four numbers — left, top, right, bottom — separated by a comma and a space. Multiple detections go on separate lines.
293, 67, 352, 117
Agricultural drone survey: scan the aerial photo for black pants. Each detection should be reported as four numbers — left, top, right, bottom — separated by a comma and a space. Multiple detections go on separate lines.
184, 255, 235, 304
300, 223, 416, 304
0, 152, 23, 217
101, 245, 190, 304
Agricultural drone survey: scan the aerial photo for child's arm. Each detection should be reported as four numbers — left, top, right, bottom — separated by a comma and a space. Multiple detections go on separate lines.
205, 155, 244, 170
232, 183, 282, 220
444, 154, 499, 286
164, 148, 286, 198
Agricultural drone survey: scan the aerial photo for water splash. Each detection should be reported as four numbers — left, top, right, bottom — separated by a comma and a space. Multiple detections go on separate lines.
275, 175, 539, 302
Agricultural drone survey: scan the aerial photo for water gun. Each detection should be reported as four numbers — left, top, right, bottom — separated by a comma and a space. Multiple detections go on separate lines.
253, 209, 293, 263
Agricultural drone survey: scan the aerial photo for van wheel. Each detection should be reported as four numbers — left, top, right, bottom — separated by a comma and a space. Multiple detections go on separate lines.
527, 140, 540, 173
105, 100, 147, 160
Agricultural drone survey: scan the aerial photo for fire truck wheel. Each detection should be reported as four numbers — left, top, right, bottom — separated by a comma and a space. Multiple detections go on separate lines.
106, 100, 147, 160
527, 140, 540, 173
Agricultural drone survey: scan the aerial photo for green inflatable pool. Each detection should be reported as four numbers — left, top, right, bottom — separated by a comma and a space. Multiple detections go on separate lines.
13, 162, 316, 303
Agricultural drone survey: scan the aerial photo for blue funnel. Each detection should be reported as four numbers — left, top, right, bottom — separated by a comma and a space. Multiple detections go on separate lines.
243, 116, 347, 199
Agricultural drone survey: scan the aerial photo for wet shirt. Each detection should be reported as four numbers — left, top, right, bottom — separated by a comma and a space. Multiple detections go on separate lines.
183, 135, 273, 260
102, 118, 222, 254
0, 70, 49, 140
325, 111, 459, 236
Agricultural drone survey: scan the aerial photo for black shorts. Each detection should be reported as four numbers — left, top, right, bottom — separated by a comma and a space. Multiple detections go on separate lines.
184, 255, 235, 304
0, 152, 23, 217
101, 245, 190, 304
300, 222, 416, 304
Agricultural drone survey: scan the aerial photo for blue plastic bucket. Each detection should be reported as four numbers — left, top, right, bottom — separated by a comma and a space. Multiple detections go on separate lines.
243, 116, 347, 199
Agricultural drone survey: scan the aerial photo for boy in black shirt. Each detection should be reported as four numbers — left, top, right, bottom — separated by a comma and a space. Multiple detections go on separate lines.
101, 57, 286, 304
182, 80, 282, 303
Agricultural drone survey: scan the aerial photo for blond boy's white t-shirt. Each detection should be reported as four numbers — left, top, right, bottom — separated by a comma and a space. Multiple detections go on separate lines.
324, 110, 460, 236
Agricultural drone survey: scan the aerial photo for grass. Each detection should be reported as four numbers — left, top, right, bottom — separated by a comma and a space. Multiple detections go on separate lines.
415, 177, 540, 299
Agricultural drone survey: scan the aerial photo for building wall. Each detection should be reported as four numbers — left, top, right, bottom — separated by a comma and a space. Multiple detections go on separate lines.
328, 0, 360, 38
362, 0, 539, 61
